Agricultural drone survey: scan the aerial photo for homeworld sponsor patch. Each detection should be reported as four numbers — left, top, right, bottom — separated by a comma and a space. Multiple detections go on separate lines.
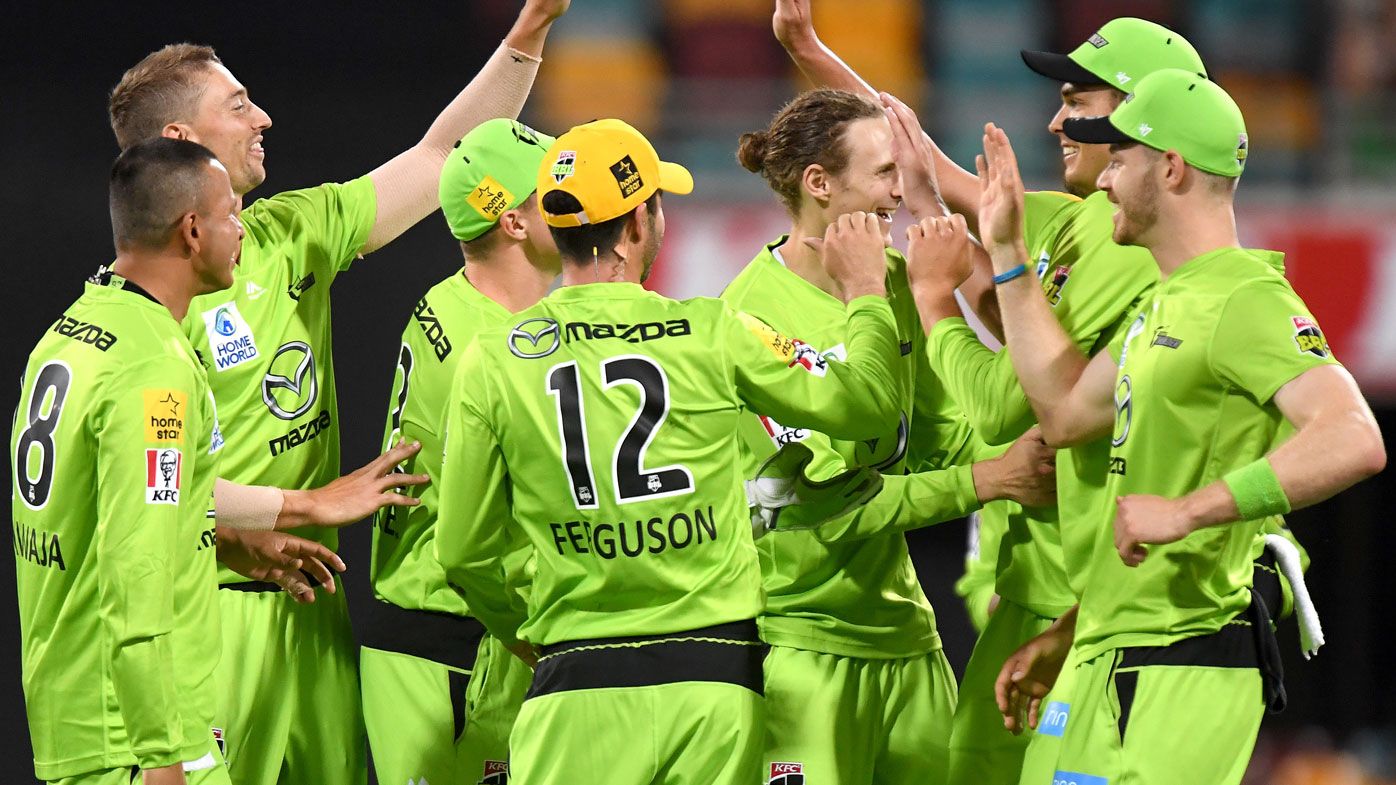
202, 302, 259, 371
1292, 315, 1330, 358
768, 762, 804, 785
479, 760, 509, 785
146, 448, 182, 504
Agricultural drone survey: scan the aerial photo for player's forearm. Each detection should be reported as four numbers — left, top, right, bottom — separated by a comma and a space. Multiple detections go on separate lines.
781, 29, 877, 98
823, 296, 902, 438
960, 243, 1004, 340
110, 636, 183, 768
818, 466, 980, 542
363, 43, 543, 253
993, 243, 1093, 443
213, 478, 283, 530
1179, 410, 1385, 534
444, 560, 528, 645
926, 319, 1035, 444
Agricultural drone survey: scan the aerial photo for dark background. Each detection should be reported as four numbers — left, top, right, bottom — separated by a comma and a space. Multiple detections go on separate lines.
3, 2, 1392, 782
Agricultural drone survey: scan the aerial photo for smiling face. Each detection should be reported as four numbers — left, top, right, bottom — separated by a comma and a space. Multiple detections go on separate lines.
822, 116, 902, 242
183, 63, 272, 196
1096, 142, 1163, 247
1048, 83, 1123, 197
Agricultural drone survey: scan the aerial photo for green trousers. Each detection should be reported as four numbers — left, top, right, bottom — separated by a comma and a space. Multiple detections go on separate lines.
213, 585, 364, 785
361, 636, 531, 785
762, 644, 958, 784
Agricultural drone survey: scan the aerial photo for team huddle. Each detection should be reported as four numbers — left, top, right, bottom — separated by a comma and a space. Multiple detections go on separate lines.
9, 1, 1386, 784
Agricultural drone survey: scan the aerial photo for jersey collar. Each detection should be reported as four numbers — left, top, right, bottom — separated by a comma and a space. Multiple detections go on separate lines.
88, 265, 163, 306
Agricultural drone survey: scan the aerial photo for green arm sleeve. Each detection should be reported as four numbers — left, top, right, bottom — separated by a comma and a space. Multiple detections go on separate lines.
729, 296, 901, 441
954, 511, 1005, 634
435, 347, 529, 645
926, 318, 1035, 445
95, 360, 189, 769
814, 464, 981, 543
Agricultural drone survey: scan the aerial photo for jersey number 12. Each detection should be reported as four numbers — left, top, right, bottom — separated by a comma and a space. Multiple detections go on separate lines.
547, 355, 694, 509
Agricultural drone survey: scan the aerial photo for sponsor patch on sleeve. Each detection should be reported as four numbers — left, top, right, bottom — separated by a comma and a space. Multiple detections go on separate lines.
737, 312, 827, 377
143, 389, 188, 443
146, 448, 182, 505
1291, 315, 1330, 358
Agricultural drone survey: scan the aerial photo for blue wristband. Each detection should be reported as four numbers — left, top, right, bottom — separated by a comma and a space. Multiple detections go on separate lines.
992, 264, 1028, 285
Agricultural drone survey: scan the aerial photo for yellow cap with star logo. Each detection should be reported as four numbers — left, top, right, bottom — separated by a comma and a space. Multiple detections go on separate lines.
537, 119, 694, 228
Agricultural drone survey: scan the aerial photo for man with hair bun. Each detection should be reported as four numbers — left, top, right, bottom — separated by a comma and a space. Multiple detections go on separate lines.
728, 88, 1056, 785
434, 117, 906, 785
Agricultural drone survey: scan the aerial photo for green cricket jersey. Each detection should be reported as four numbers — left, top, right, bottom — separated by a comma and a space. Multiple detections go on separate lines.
183, 177, 377, 583
371, 272, 510, 616
434, 282, 902, 647
927, 190, 1159, 614
1072, 247, 1338, 660
12, 273, 223, 779
721, 240, 977, 659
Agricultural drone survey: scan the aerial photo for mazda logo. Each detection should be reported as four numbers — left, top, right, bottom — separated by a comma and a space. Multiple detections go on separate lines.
508, 318, 561, 359
262, 341, 318, 420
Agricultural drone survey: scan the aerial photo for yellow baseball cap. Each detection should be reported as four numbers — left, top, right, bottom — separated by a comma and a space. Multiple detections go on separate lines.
537, 119, 694, 228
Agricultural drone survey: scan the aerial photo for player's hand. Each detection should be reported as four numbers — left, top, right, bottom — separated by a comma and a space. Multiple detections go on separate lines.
1113, 494, 1196, 566
906, 214, 975, 294
773, 0, 816, 50
973, 426, 1056, 506
216, 527, 345, 603
880, 92, 945, 221
141, 764, 187, 785
976, 123, 1028, 269
286, 440, 429, 528
994, 613, 1074, 735
818, 212, 888, 302
509, 641, 541, 669
522, 0, 570, 22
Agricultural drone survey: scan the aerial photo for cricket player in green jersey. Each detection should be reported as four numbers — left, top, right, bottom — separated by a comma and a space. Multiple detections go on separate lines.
362, 118, 559, 785
105, 3, 568, 782
728, 88, 1058, 785
940, 69, 1385, 785
435, 118, 906, 785
11, 139, 241, 785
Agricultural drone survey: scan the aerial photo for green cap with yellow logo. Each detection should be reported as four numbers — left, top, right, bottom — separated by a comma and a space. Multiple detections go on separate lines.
440, 119, 556, 242
1062, 68, 1249, 177
1021, 17, 1207, 91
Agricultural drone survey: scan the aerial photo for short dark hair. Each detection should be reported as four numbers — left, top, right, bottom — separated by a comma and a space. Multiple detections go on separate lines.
109, 43, 222, 151
542, 190, 659, 265
110, 137, 220, 250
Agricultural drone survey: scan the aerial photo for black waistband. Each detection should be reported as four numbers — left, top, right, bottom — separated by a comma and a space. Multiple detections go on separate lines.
220, 580, 282, 593
1119, 588, 1286, 714
357, 598, 488, 672
527, 620, 766, 700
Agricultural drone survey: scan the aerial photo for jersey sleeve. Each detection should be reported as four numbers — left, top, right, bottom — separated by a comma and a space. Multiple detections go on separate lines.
1208, 281, 1342, 403
239, 175, 377, 284
727, 296, 900, 441
93, 358, 196, 769
954, 511, 1004, 633
435, 342, 529, 645
925, 318, 1035, 445
813, 464, 981, 542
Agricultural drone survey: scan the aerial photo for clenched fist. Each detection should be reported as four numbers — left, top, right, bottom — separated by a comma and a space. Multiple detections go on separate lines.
819, 211, 888, 303
906, 213, 975, 294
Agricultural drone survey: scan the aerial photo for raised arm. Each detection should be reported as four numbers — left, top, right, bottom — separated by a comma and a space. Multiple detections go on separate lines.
774, 0, 982, 222
361, 0, 568, 253
973, 124, 1112, 445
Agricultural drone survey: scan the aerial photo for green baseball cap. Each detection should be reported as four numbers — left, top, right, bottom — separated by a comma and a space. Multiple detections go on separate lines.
1021, 17, 1206, 91
1062, 69, 1249, 177
440, 118, 556, 242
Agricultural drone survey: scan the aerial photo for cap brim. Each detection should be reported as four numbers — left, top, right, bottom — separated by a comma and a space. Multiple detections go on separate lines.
1020, 50, 1106, 85
1061, 116, 1133, 145
658, 161, 694, 196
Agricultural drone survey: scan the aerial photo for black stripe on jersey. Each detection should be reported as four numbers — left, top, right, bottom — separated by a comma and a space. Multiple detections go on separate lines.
527, 620, 765, 699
